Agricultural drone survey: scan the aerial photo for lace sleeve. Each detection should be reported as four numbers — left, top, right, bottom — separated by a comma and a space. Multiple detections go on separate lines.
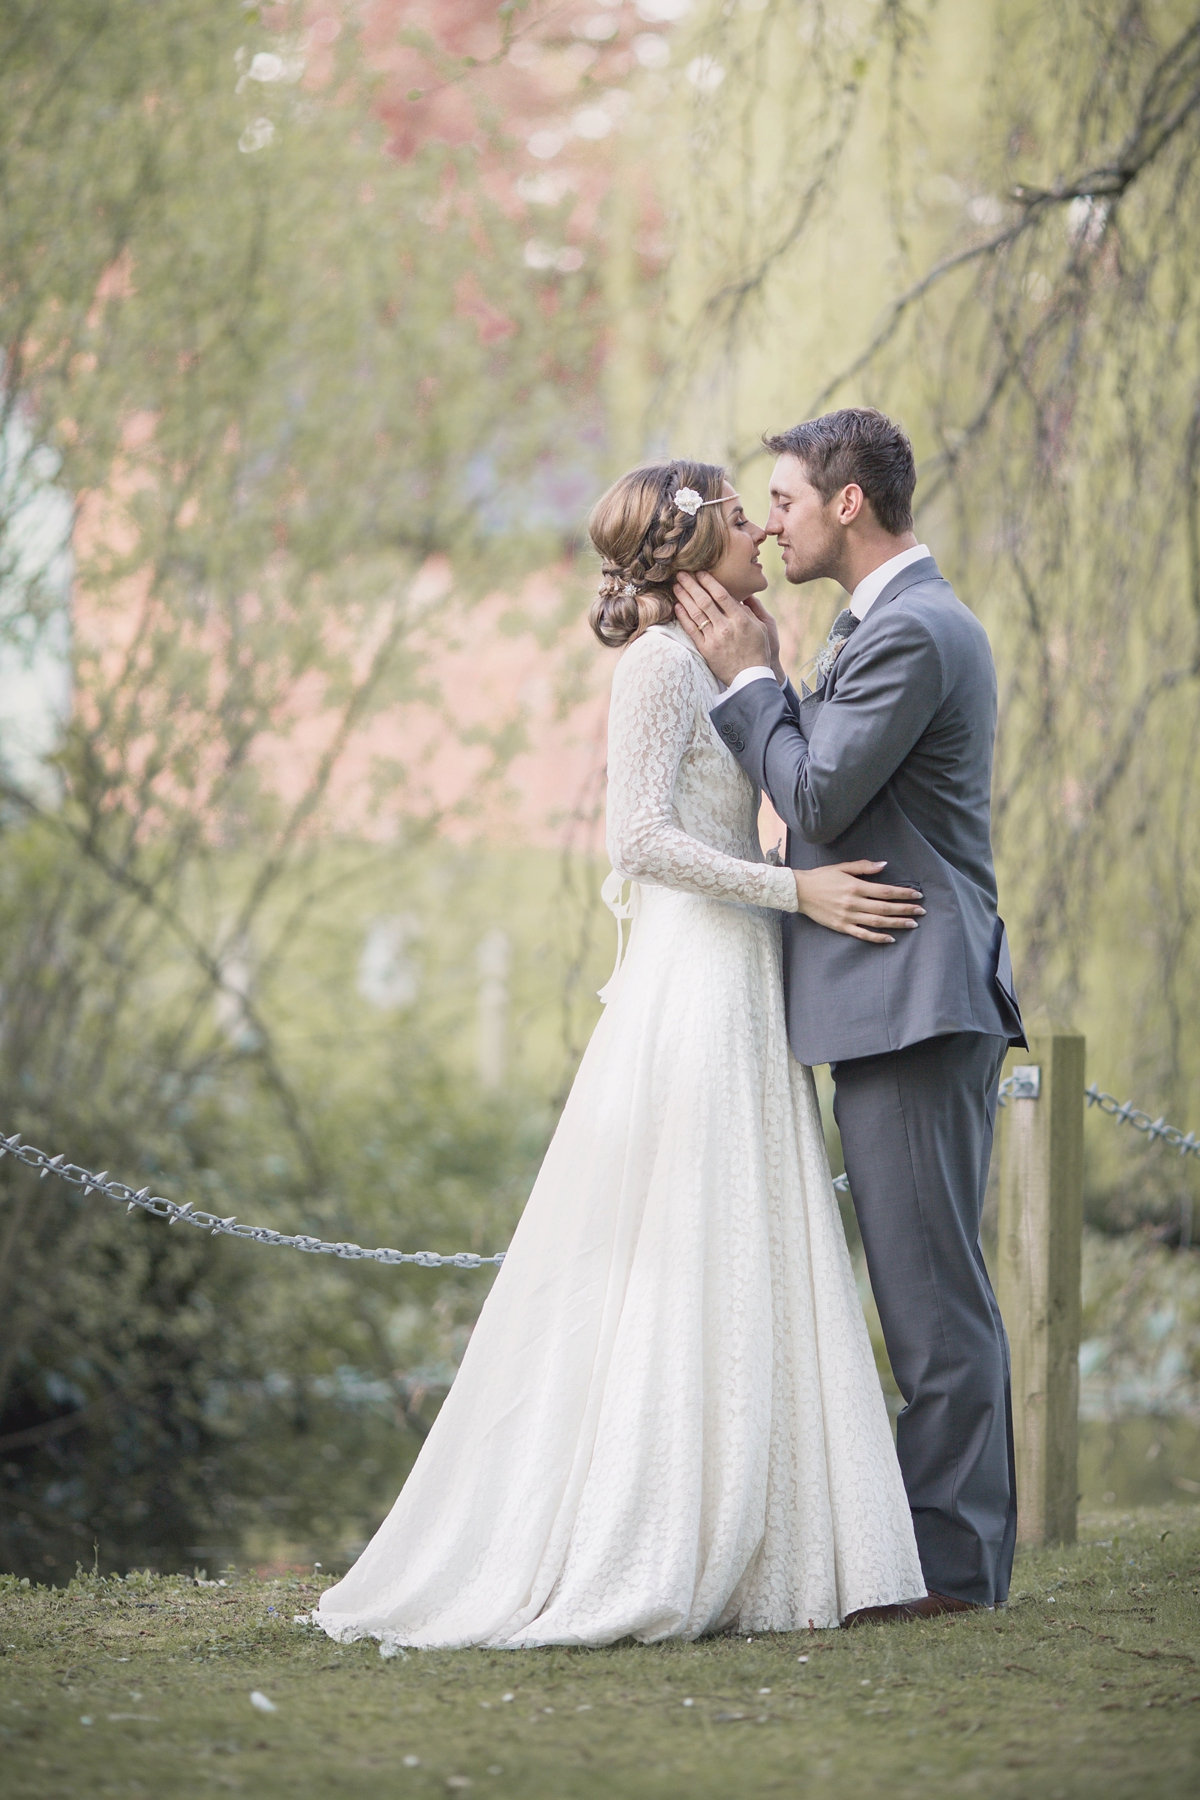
605, 632, 799, 913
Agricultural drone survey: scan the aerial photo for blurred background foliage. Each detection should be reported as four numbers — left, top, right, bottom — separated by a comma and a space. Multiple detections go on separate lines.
1, 0, 1199, 1578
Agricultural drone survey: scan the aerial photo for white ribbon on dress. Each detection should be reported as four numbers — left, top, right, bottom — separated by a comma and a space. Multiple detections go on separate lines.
597, 870, 640, 1004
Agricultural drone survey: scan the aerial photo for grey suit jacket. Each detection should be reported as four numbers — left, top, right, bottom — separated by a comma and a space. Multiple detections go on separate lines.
710, 556, 1025, 1065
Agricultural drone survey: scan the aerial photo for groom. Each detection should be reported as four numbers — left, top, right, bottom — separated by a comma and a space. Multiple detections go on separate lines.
675, 407, 1025, 1619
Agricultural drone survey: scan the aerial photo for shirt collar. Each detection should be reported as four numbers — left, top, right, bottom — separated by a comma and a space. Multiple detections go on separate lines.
849, 543, 931, 621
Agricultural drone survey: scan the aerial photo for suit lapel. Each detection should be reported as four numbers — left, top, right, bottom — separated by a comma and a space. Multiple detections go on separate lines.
823, 556, 943, 699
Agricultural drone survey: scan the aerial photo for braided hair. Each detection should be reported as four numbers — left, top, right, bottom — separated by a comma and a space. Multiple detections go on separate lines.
587, 461, 730, 648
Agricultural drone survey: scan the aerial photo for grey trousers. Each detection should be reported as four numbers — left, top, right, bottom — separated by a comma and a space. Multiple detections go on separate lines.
831, 1030, 1016, 1607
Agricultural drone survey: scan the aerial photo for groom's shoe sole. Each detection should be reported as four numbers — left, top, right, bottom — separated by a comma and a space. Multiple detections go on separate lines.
842, 1592, 981, 1626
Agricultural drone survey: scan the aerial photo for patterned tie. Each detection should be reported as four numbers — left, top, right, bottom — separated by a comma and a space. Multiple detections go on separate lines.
810, 607, 860, 687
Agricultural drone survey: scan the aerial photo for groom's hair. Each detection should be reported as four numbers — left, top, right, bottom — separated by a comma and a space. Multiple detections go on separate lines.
763, 408, 916, 536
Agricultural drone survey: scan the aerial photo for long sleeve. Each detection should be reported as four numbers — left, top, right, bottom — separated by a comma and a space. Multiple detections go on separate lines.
711, 607, 945, 845
605, 631, 799, 912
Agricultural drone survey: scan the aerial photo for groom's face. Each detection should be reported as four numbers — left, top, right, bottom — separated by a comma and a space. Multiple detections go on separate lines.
765, 455, 842, 585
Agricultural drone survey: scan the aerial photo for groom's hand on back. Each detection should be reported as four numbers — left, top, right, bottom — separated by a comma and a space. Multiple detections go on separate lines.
673, 572, 779, 686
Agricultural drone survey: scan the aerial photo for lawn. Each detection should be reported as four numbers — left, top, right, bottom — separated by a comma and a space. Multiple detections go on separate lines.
2, 1504, 1197, 1800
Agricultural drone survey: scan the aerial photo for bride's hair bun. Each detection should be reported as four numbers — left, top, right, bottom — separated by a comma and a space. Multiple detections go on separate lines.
592, 565, 643, 649
587, 460, 729, 648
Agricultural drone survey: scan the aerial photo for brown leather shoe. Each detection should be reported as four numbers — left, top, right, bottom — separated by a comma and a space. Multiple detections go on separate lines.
922, 1591, 979, 1614
842, 1603, 908, 1626
842, 1591, 979, 1627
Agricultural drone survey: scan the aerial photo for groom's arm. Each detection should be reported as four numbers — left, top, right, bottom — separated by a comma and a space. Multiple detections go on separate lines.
724, 662, 802, 719
710, 610, 945, 844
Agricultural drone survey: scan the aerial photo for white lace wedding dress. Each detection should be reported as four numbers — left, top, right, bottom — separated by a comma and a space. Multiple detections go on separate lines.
317, 621, 924, 1648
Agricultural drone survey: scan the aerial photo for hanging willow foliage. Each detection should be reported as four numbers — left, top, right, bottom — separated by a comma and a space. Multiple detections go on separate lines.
617, 1, 1200, 1212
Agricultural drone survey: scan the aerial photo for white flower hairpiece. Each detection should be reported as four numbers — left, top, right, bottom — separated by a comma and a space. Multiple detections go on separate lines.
673, 487, 738, 517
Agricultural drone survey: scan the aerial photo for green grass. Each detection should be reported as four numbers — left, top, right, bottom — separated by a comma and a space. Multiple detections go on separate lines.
2, 1505, 1198, 1799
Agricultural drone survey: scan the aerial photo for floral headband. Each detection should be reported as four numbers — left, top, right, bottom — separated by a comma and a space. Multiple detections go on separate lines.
674, 487, 738, 517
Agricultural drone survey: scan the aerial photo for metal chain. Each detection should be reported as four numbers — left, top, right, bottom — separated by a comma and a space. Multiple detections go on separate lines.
5, 1082, 1190, 1274
1083, 1084, 1200, 1161
0, 1133, 506, 1268
998, 1072, 1199, 1159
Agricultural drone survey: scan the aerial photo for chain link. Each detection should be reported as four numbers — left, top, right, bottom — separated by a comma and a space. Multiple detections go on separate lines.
6, 1083, 1191, 1274
0, 1133, 506, 1268
997, 1073, 1199, 1159
1083, 1084, 1200, 1161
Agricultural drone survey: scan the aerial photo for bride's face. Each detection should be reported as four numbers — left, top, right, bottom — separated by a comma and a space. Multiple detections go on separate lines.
708, 482, 769, 602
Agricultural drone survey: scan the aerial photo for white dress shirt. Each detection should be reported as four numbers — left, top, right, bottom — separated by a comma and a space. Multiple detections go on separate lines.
724, 543, 932, 697
848, 542, 930, 621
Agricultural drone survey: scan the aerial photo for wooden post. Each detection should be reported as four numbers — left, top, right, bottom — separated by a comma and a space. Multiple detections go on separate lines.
996, 1023, 1086, 1547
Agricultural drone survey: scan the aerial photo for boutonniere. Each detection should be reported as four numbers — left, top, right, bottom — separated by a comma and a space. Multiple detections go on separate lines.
812, 630, 854, 684
809, 607, 860, 685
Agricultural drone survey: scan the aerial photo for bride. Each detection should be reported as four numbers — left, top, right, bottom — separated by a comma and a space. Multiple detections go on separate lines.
317, 461, 928, 1648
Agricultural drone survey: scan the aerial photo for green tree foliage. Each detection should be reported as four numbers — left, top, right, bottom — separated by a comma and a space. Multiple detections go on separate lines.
630, 0, 1200, 1233
0, 0, 595, 1576
6, 0, 1200, 1576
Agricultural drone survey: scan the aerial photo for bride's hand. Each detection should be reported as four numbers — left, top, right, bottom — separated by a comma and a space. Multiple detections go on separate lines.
794, 861, 924, 944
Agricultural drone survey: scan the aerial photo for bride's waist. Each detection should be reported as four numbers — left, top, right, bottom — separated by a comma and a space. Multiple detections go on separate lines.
597, 874, 779, 1004
631, 879, 778, 920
